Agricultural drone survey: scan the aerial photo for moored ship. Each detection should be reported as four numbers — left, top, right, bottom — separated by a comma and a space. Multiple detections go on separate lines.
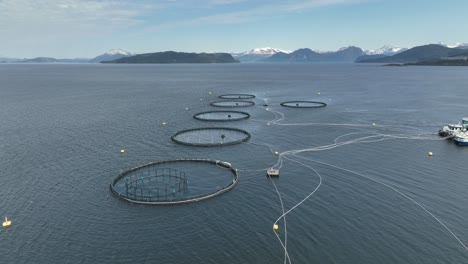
438, 118, 468, 138
453, 132, 468, 146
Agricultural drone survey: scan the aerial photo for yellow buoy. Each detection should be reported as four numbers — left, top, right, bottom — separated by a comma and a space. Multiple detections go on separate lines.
274, 151, 279, 155
3, 217, 11, 228
120, 149, 125, 154
162, 122, 167, 126
428, 152, 433, 156
273, 224, 279, 231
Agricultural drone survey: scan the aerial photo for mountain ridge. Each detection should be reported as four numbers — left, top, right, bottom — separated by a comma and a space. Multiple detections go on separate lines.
231, 47, 291, 63
2, 43, 468, 64
263, 46, 365, 63
102, 51, 239, 64
358, 44, 468, 63
89, 49, 134, 63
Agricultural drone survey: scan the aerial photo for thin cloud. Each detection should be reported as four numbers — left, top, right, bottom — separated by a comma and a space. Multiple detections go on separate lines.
208, 0, 247, 5
145, 0, 365, 31
282, 0, 366, 11
0, 0, 155, 32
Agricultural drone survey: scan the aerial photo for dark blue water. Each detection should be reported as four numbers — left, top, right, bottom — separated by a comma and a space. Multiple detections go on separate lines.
0, 63, 467, 263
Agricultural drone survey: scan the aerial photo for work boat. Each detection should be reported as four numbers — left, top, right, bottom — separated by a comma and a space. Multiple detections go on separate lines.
438, 118, 468, 138
267, 168, 280, 176
453, 132, 468, 146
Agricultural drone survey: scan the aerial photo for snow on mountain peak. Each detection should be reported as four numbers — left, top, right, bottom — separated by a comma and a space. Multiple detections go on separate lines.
313, 49, 331, 54
106, 48, 133, 56
439, 42, 468, 48
365, 45, 407, 55
450, 43, 465, 48
256, 47, 291, 54
236, 47, 291, 56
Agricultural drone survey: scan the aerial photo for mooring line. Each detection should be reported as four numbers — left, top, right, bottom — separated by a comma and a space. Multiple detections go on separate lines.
294, 155, 468, 253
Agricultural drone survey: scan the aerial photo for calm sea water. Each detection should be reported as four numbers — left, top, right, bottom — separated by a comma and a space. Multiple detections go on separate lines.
0, 63, 467, 263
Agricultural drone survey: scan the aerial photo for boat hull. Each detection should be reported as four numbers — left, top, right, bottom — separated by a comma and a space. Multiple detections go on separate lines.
454, 139, 468, 146
453, 133, 468, 145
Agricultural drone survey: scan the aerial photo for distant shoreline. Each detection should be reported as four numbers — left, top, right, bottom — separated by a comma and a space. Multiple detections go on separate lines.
385, 59, 468, 67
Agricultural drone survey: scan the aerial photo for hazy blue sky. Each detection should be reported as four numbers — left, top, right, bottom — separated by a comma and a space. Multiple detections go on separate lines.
1, 0, 467, 58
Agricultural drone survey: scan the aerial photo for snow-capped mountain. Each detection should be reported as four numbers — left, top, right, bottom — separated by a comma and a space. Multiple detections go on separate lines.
105, 48, 133, 56
311, 46, 357, 54
233, 47, 291, 56
89, 49, 134, 63
365, 45, 408, 55
437, 42, 468, 49
231, 47, 291, 62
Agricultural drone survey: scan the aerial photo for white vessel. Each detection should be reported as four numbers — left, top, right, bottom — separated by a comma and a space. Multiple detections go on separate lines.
453, 132, 468, 146
267, 168, 280, 176
438, 118, 468, 138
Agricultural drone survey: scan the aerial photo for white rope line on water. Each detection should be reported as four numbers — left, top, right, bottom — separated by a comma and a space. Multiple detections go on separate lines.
247, 99, 465, 263
267, 170, 291, 264
265, 105, 443, 134
265, 132, 466, 262
270, 154, 323, 264
293, 154, 468, 253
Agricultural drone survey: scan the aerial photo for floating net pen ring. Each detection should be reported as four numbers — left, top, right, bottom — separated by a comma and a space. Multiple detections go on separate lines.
280, 101, 327, 108
171, 127, 251, 147
110, 159, 239, 205
210, 101, 255, 108
218, 94, 256, 99
193, 110, 250, 122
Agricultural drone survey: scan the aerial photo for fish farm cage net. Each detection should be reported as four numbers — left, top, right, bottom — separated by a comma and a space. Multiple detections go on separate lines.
110, 159, 239, 205
210, 101, 255, 108
171, 127, 251, 147
280, 101, 327, 108
193, 110, 251, 122
218, 94, 256, 99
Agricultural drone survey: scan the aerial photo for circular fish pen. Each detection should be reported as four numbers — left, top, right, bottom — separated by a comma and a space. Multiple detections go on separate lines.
218, 94, 256, 99
280, 101, 327, 108
210, 101, 255, 108
110, 159, 239, 205
171, 127, 251, 147
193, 110, 250, 122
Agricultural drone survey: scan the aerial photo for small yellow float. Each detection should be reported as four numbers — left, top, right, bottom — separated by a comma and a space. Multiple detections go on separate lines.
3, 217, 11, 228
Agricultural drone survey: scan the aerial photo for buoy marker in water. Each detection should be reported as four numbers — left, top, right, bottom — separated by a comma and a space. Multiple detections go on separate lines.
273, 224, 279, 231
428, 152, 433, 156
162, 122, 167, 126
3, 217, 11, 228
372, 123, 376, 126
274, 151, 279, 155
209, 92, 212, 95
185, 107, 189, 111
120, 149, 125, 155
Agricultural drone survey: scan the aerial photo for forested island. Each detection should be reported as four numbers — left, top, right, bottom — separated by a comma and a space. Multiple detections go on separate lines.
102, 51, 239, 64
